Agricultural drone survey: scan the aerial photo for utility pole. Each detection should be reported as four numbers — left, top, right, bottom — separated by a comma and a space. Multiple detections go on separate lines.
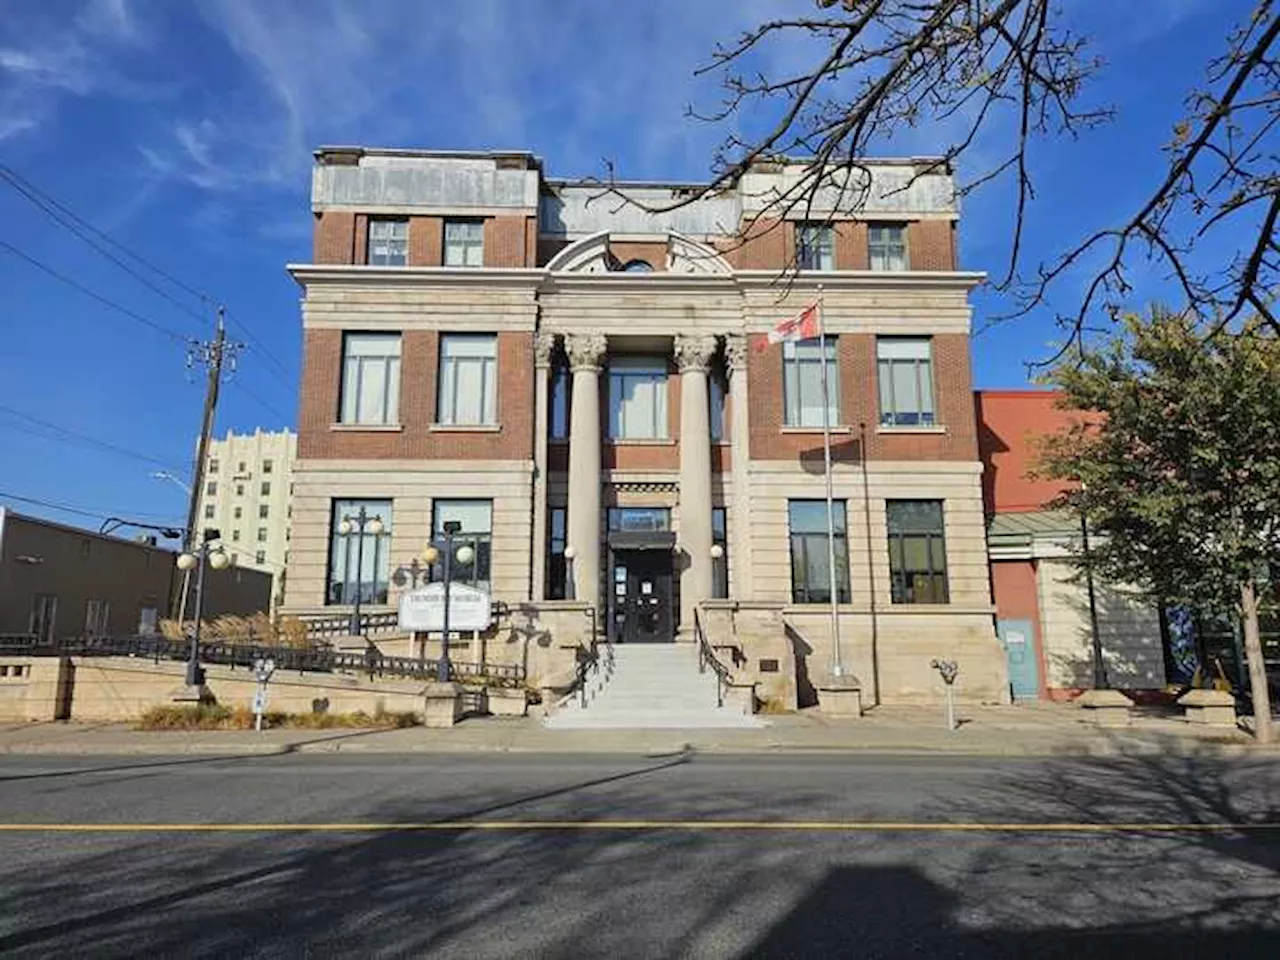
173, 307, 240, 619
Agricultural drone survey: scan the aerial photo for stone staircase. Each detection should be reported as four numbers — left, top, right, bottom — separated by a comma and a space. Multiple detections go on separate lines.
544, 643, 766, 729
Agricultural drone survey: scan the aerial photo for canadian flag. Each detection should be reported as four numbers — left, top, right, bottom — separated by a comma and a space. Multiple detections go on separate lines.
764, 302, 821, 347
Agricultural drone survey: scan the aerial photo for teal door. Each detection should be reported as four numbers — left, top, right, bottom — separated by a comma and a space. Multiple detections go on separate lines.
998, 619, 1040, 700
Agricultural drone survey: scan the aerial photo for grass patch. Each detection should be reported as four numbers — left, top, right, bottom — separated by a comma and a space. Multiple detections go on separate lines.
137, 704, 419, 731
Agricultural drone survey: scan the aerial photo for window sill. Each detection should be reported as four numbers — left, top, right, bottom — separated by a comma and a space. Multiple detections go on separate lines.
876, 425, 947, 435
780, 425, 854, 435
330, 423, 403, 433
606, 438, 675, 446
430, 423, 501, 433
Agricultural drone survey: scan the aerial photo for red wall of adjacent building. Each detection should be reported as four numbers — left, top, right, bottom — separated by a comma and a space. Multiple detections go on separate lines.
975, 390, 1081, 514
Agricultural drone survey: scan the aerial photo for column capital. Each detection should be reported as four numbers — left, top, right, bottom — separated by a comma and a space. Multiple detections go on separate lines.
534, 332, 558, 368
674, 333, 718, 373
566, 333, 608, 373
722, 333, 748, 374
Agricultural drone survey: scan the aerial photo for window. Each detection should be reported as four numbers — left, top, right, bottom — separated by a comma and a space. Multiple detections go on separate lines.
208, 458, 219, 475
84, 600, 110, 638
367, 217, 408, 266
205, 481, 217, 496
232, 529, 241, 542
237, 461, 246, 473
788, 500, 851, 604
287, 505, 292, 519
444, 219, 484, 267
340, 333, 401, 426
29, 595, 57, 644
623, 259, 653, 272
327, 498, 393, 605
609, 356, 668, 439
887, 500, 949, 603
236, 484, 244, 497
257, 528, 268, 543
261, 482, 270, 496
709, 365, 727, 442
608, 508, 670, 531
550, 363, 570, 440
437, 334, 497, 425
431, 500, 493, 592
255, 550, 266, 565
233, 507, 242, 520
259, 505, 269, 519
796, 223, 834, 270
138, 606, 159, 635
204, 504, 215, 519
712, 507, 728, 599
869, 224, 908, 271
783, 339, 840, 428
547, 506, 567, 600
877, 338, 935, 427
263, 459, 273, 475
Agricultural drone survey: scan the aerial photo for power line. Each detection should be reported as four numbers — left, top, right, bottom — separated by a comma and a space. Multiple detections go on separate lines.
228, 376, 293, 425
0, 404, 186, 472
0, 490, 185, 525
226, 311, 296, 384
0, 165, 216, 326
0, 238, 188, 344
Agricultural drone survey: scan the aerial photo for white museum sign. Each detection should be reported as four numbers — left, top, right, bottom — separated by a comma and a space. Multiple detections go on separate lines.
398, 582, 492, 632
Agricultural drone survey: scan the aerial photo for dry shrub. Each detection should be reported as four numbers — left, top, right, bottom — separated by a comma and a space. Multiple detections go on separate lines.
137, 704, 419, 731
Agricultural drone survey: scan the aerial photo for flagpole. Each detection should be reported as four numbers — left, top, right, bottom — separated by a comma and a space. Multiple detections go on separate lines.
816, 283, 843, 677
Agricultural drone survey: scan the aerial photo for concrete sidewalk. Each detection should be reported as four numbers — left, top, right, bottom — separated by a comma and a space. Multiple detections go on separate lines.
0, 703, 1267, 758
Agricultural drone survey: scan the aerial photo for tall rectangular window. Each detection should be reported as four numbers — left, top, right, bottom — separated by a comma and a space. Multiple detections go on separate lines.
233, 507, 242, 520
327, 498, 393, 606
788, 500, 851, 604
257, 528, 268, 542
83, 599, 109, 638
869, 224, 908, 271
437, 334, 497, 425
877, 338, 935, 427
887, 500, 949, 604
204, 504, 214, 519
783, 339, 840, 428
262, 459, 273, 475
709, 366, 727, 442
261, 482, 270, 496
340, 333, 401, 425
255, 550, 266, 565
208, 458, 219, 475
444, 219, 485, 267
547, 506, 567, 599
550, 363, 570, 440
609, 357, 668, 440
367, 218, 408, 266
712, 507, 729, 599
796, 223, 834, 270
205, 481, 217, 496
259, 505, 269, 519
432, 500, 493, 592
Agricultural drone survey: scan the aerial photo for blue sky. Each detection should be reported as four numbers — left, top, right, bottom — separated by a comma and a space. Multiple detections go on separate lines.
0, 0, 1239, 531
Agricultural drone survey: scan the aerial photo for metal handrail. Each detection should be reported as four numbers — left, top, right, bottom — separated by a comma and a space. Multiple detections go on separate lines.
693, 607, 734, 708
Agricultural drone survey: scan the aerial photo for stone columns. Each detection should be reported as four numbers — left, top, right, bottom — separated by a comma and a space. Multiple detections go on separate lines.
675, 333, 718, 635
724, 334, 754, 600
531, 332, 556, 602
566, 333, 607, 610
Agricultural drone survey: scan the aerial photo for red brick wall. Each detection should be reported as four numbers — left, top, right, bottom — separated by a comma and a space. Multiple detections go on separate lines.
297, 329, 533, 461
725, 217, 788, 270
909, 219, 955, 270
525, 217, 538, 267
748, 333, 977, 462
835, 221, 868, 270
313, 212, 355, 264
353, 215, 369, 265
409, 217, 443, 266
485, 216, 529, 267
974, 390, 1086, 513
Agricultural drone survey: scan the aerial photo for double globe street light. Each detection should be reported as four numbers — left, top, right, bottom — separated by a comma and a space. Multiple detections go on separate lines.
175, 529, 231, 690
335, 507, 385, 636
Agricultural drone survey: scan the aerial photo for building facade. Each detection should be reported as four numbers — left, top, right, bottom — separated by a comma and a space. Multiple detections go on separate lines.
976, 390, 1168, 699
197, 428, 296, 608
282, 147, 1008, 705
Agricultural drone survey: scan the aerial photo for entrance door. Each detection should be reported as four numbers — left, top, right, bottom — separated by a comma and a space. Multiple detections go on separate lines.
614, 551, 673, 643
998, 618, 1040, 700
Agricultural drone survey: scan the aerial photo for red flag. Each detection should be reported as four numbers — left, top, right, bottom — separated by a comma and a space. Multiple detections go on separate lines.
764, 302, 821, 347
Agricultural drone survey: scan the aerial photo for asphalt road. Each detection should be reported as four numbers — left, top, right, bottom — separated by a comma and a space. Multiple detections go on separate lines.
0, 751, 1277, 958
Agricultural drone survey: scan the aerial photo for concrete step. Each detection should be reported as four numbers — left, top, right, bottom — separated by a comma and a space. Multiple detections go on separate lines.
544, 708, 767, 730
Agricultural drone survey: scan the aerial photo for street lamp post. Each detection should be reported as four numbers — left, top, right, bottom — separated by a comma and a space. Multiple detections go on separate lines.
175, 528, 230, 690
336, 506, 385, 637
422, 521, 475, 683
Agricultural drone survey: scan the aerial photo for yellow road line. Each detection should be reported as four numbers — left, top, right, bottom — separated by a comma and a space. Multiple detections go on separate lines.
1, 821, 1278, 833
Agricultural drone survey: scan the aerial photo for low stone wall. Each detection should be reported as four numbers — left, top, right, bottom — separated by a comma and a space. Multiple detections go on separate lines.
701, 602, 797, 712
0, 656, 68, 722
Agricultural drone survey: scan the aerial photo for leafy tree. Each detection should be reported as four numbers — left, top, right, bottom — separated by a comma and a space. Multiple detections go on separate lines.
1039, 308, 1279, 741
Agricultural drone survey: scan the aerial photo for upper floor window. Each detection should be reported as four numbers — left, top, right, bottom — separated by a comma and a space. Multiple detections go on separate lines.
609, 356, 668, 440
783, 339, 840, 428
259, 504, 269, 519
262, 459, 273, 475
869, 224, 908, 271
437, 334, 497, 425
877, 337, 935, 427
205, 481, 217, 496
237, 461, 246, 473
204, 504, 214, 519
367, 218, 408, 266
444, 219, 484, 267
623, 259, 653, 272
550, 363, 570, 440
233, 506, 242, 520
796, 223, 834, 271
887, 500, 949, 604
260, 482, 271, 496
709, 365, 727, 441
208, 458, 219, 475
340, 332, 401, 426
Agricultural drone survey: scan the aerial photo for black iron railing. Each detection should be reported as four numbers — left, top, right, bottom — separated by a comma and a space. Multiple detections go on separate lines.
301, 611, 403, 639
32, 634, 525, 688
0, 633, 37, 654
693, 606, 755, 710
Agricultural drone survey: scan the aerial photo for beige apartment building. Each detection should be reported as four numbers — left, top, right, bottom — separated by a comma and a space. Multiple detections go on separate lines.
281, 146, 1008, 708
198, 428, 296, 608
